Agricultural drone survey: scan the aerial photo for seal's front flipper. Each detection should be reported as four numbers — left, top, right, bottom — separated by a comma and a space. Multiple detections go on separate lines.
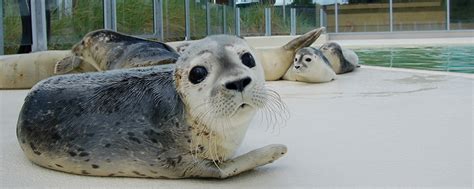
54, 56, 84, 74
194, 144, 287, 179
283, 27, 325, 51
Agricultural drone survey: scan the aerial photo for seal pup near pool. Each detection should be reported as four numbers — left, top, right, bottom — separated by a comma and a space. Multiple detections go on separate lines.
319, 42, 359, 74
282, 47, 336, 83
17, 35, 288, 179
54, 29, 179, 74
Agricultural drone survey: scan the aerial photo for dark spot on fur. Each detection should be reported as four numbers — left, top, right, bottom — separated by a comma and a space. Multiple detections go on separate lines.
150, 138, 158, 143
149, 164, 154, 166
118, 171, 124, 174
77, 148, 85, 152
69, 151, 77, 157
91, 164, 99, 169
51, 133, 62, 141
55, 164, 63, 168
128, 137, 141, 144
187, 139, 191, 143
84, 159, 90, 162
34, 151, 41, 155
132, 171, 146, 176
108, 173, 115, 176
105, 143, 111, 148
81, 170, 90, 175
150, 170, 158, 174
115, 121, 121, 126
29, 142, 37, 151
79, 152, 89, 157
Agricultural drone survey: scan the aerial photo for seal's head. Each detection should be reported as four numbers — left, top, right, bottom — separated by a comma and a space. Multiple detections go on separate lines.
319, 42, 343, 63
174, 35, 267, 127
293, 47, 330, 74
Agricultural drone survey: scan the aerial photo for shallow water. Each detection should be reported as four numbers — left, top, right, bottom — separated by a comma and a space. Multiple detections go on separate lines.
355, 45, 474, 74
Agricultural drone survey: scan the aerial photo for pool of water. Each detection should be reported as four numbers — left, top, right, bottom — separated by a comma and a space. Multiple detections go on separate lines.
354, 45, 474, 74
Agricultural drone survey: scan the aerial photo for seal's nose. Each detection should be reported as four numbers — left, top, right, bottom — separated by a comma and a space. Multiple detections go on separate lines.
295, 65, 301, 69
225, 77, 252, 92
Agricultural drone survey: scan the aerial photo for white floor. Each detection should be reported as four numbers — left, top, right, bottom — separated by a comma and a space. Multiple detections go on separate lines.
0, 66, 472, 188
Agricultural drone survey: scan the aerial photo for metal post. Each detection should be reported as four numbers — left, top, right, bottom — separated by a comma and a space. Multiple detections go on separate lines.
290, 8, 296, 35
185, 0, 190, 40
235, 7, 240, 37
31, 0, 48, 52
283, 0, 286, 22
264, 8, 271, 36
320, 8, 324, 28
223, 5, 227, 34
0, 0, 4, 55
334, 1, 338, 33
446, 0, 450, 30
104, 0, 116, 31
389, 0, 393, 32
206, 2, 211, 35
153, 0, 164, 41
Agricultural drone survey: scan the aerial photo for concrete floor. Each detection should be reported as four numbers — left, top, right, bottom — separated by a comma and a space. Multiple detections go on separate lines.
0, 66, 472, 188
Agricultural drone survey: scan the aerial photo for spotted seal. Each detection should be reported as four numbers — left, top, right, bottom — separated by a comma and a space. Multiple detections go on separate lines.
319, 42, 359, 74
54, 29, 179, 74
17, 35, 288, 179
282, 47, 336, 83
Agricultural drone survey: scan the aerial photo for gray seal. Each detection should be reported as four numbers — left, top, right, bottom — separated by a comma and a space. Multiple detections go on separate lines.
320, 42, 359, 74
54, 29, 179, 74
282, 47, 336, 83
17, 35, 288, 179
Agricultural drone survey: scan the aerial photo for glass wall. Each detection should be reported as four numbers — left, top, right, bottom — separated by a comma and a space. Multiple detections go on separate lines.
450, 0, 474, 30
239, 3, 265, 37
293, 3, 321, 35
46, 0, 104, 50
116, 0, 154, 35
337, 0, 390, 32
393, 0, 446, 31
163, 0, 185, 41
4, 0, 31, 54
271, 6, 290, 35
2, 0, 474, 54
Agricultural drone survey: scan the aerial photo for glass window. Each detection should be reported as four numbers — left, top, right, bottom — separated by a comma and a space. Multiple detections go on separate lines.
450, 0, 474, 30
47, 0, 104, 50
337, 0, 390, 32
189, 0, 207, 40
116, 0, 154, 35
208, 3, 225, 35
393, 0, 447, 31
239, 3, 265, 37
163, 0, 185, 41
292, 2, 322, 35
4, 0, 32, 54
271, 5, 291, 35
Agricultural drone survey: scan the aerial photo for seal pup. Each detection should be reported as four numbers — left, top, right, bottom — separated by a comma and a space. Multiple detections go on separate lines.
17, 35, 288, 179
319, 42, 359, 74
54, 29, 179, 74
176, 27, 325, 81
282, 47, 336, 83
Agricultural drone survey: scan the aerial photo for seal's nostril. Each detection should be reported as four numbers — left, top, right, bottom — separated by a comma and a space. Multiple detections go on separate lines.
225, 77, 252, 92
295, 66, 301, 69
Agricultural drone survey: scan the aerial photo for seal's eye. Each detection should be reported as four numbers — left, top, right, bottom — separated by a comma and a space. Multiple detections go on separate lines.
189, 66, 208, 84
241, 52, 255, 68
305, 58, 312, 62
294, 58, 298, 62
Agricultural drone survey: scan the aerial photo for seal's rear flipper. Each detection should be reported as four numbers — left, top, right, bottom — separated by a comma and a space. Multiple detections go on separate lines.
54, 56, 84, 74
283, 27, 325, 51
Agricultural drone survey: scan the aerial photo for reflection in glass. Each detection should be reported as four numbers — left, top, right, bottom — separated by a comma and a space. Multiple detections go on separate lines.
450, 0, 474, 30
393, 0, 446, 31
116, 0, 154, 35
47, 0, 104, 50
337, 0, 389, 32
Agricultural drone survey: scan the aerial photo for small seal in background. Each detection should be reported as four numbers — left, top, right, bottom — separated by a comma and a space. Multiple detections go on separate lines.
282, 47, 336, 83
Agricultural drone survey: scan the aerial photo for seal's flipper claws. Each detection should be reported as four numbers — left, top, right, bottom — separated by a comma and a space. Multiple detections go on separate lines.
54, 56, 83, 74
282, 27, 324, 50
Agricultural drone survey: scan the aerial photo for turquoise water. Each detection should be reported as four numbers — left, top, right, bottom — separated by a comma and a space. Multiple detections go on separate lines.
354, 45, 474, 74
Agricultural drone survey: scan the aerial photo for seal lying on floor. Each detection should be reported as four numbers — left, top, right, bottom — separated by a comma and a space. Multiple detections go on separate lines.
282, 47, 336, 83
54, 29, 179, 74
319, 42, 359, 74
17, 35, 288, 179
